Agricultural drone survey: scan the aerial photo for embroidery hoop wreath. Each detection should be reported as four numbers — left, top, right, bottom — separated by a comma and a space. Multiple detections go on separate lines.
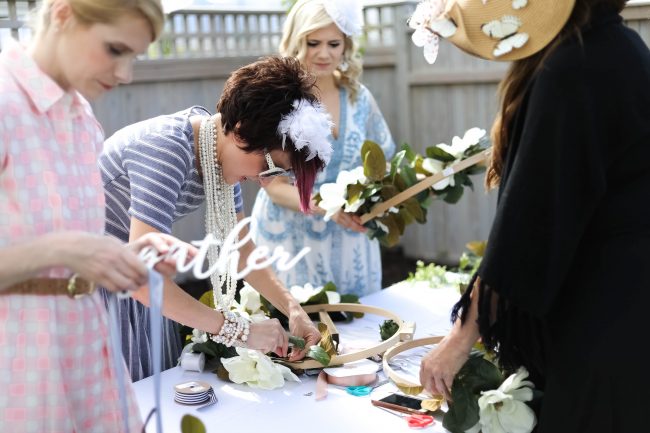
282, 303, 408, 370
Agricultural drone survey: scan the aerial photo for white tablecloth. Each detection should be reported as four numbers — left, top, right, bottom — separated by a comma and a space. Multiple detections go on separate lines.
133, 283, 460, 433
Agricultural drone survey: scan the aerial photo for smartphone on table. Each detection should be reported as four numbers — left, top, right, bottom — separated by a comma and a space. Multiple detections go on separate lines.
371, 393, 428, 415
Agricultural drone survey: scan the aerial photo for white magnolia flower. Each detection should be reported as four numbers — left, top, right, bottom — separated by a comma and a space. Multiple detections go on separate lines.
319, 182, 347, 221
319, 167, 368, 221
437, 127, 486, 159
221, 348, 300, 390
289, 283, 323, 304
238, 282, 263, 315
325, 290, 341, 304
468, 367, 537, 433
421, 158, 455, 190
191, 328, 208, 344
408, 0, 457, 64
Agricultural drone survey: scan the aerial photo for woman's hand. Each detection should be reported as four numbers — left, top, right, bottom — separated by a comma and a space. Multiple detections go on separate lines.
419, 333, 473, 401
287, 309, 321, 361
246, 318, 289, 356
127, 232, 198, 278
61, 232, 149, 293
330, 210, 367, 233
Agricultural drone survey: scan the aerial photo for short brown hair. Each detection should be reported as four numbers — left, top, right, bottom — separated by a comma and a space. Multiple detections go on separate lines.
217, 56, 327, 211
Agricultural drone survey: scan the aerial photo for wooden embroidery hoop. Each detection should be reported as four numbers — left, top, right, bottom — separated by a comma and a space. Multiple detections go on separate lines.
282, 303, 410, 370
382, 336, 445, 395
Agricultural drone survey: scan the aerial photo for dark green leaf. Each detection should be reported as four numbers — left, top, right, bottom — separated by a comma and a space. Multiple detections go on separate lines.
390, 149, 407, 179
400, 142, 417, 162
443, 183, 464, 204
305, 290, 328, 305
307, 345, 331, 366
312, 192, 322, 205
379, 319, 400, 341
398, 207, 415, 225
400, 165, 418, 187
181, 414, 207, 433
288, 335, 306, 349
425, 146, 456, 162
323, 281, 338, 292
346, 183, 365, 206
403, 197, 425, 223
380, 184, 399, 201
443, 383, 479, 432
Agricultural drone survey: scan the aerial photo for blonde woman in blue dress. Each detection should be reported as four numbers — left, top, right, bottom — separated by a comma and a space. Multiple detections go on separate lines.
251, 0, 395, 296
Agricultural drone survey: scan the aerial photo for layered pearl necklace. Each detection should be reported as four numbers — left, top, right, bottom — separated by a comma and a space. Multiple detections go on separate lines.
198, 116, 238, 311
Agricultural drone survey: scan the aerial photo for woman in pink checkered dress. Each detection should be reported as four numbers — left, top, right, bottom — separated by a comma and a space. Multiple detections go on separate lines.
0, 1, 177, 431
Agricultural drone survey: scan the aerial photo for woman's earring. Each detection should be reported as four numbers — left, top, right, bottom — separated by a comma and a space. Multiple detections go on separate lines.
338, 60, 349, 73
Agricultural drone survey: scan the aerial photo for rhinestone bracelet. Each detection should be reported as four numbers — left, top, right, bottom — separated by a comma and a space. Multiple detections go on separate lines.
210, 311, 251, 347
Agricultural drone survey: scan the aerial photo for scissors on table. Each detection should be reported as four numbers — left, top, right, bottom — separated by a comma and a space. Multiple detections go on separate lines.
377, 407, 435, 429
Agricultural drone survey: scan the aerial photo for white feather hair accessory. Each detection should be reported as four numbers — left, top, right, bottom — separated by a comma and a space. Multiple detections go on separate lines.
324, 0, 364, 37
278, 100, 334, 165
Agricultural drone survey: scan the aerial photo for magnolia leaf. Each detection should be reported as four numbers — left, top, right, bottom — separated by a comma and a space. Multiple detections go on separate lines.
323, 281, 338, 292
181, 414, 207, 433
442, 183, 464, 204
380, 184, 399, 201
392, 212, 406, 235
466, 241, 487, 257
392, 172, 407, 192
426, 145, 456, 162
361, 140, 386, 181
318, 322, 338, 358
400, 142, 417, 162
378, 215, 400, 247
307, 345, 331, 366
395, 382, 424, 396
198, 290, 215, 309
289, 335, 306, 349
361, 184, 382, 199
305, 290, 328, 305
398, 207, 415, 225
403, 197, 425, 223
312, 192, 322, 205
215, 363, 231, 382
400, 165, 418, 187
443, 382, 479, 432
340, 294, 364, 318
390, 149, 407, 179
346, 183, 365, 206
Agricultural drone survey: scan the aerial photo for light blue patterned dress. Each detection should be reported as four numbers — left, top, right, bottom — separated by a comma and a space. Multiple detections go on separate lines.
251, 84, 395, 296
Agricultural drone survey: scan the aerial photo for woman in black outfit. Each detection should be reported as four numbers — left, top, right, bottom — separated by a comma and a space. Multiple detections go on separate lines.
417, 0, 650, 431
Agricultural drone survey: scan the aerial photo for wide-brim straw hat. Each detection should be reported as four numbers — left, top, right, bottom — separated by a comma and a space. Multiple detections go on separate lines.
443, 0, 576, 61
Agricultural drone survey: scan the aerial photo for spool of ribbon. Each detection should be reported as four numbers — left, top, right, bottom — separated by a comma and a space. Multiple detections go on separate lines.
315, 359, 379, 400
180, 351, 206, 372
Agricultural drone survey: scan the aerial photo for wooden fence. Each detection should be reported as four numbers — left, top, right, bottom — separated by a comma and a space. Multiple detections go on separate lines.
2, 0, 650, 263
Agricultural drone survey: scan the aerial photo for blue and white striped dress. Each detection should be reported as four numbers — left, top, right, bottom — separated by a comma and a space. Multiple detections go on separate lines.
98, 106, 243, 381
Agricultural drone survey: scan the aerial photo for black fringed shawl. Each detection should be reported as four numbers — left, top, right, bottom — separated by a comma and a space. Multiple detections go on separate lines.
451, 7, 650, 386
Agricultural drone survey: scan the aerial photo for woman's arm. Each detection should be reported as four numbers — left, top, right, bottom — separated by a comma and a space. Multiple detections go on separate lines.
0, 231, 149, 292
129, 216, 289, 355
235, 212, 321, 360
419, 284, 483, 400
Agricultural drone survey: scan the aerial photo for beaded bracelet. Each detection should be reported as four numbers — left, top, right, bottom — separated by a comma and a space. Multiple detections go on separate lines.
209, 311, 251, 347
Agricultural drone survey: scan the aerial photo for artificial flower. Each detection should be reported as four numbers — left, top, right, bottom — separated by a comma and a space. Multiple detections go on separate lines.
221, 348, 300, 390
238, 282, 263, 315
289, 283, 323, 304
191, 328, 208, 344
421, 157, 455, 190
468, 367, 537, 433
408, 0, 457, 64
437, 127, 486, 159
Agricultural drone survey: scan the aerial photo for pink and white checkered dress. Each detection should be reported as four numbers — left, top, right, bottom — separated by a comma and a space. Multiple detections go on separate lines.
0, 40, 142, 432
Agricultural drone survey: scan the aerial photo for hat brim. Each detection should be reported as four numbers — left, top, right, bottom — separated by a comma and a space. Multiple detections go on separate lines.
445, 0, 576, 61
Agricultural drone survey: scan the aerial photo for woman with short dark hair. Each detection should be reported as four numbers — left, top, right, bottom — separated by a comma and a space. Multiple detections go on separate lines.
99, 56, 332, 380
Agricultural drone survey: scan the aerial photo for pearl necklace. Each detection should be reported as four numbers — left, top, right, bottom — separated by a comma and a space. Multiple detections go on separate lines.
198, 116, 238, 311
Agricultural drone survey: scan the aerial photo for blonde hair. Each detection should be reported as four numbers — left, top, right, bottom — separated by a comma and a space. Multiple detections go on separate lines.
280, 0, 362, 102
34, 0, 165, 41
